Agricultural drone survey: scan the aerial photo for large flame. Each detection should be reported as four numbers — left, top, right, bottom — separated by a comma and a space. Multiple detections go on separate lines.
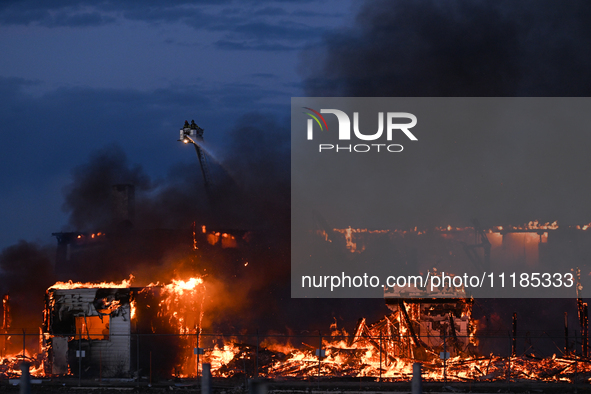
48, 275, 135, 290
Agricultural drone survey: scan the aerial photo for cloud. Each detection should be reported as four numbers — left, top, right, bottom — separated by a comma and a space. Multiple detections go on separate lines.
215, 40, 301, 51
0, 0, 333, 51
250, 73, 277, 79
43, 10, 115, 27
212, 20, 325, 51
0, 1, 116, 27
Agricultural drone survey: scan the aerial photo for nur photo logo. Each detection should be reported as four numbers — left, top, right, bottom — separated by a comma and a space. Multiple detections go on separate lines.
303, 107, 418, 153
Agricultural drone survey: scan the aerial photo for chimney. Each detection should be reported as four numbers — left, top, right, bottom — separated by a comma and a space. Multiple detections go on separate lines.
112, 184, 135, 229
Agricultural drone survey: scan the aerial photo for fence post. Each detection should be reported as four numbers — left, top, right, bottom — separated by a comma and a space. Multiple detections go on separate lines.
78, 328, 82, 387
412, 363, 422, 394
19, 361, 31, 394
507, 330, 511, 382
249, 379, 268, 394
574, 330, 578, 390
565, 312, 569, 355
255, 329, 259, 378
136, 333, 140, 386
197, 332, 200, 381
202, 363, 212, 394
318, 331, 322, 389
512, 312, 517, 356
379, 332, 382, 382
443, 333, 447, 384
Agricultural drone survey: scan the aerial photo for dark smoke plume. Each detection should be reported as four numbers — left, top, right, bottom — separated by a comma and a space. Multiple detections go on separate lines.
0, 241, 56, 349
62, 143, 151, 231
303, 0, 591, 97
60, 113, 290, 235
216, 112, 290, 232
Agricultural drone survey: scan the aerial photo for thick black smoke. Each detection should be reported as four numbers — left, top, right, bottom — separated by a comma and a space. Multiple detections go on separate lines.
62, 144, 151, 231
303, 0, 591, 97
216, 112, 290, 232
62, 113, 290, 236
298, 2, 591, 231
0, 241, 56, 353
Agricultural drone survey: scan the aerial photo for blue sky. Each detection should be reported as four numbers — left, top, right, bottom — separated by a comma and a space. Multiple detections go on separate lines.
0, 0, 356, 248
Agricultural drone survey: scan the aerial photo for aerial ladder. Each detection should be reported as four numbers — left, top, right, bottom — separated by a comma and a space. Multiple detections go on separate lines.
179, 120, 213, 193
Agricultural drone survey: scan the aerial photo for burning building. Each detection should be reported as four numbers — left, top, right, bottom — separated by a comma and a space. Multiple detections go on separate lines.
43, 281, 134, 377
42, 277, 205, 379
381, 283, 475, 359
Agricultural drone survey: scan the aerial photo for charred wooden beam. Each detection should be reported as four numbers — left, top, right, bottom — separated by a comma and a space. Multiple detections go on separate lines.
398, 300, 421, 348
512, 312, 517, 356
578, 298, 588, 358
2, 294, 10, 331
565, 312, 569, 355
349, 318, 368, 347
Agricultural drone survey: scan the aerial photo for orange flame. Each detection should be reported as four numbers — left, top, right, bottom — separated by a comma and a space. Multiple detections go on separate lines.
48, 275, 135, 290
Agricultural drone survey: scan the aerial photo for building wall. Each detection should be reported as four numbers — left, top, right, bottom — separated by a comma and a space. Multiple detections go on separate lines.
46, 288, 131, 378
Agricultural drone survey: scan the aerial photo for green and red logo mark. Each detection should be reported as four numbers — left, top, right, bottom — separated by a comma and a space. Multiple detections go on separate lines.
303, 107, 328, 139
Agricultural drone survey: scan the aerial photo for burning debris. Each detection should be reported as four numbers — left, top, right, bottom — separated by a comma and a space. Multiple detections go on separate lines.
195, 328, 591, 382
379, 297, 475, 360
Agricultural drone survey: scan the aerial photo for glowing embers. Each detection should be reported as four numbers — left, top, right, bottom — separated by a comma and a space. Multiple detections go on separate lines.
0, 350, 45, 379
206, 232, 238, 248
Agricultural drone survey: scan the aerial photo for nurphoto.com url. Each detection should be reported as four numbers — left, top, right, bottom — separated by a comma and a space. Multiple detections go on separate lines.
301, 271, 574, 292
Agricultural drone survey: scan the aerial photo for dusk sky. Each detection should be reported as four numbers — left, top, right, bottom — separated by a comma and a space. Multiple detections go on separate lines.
0, 0, 356, 249
3, 0, 591, 252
